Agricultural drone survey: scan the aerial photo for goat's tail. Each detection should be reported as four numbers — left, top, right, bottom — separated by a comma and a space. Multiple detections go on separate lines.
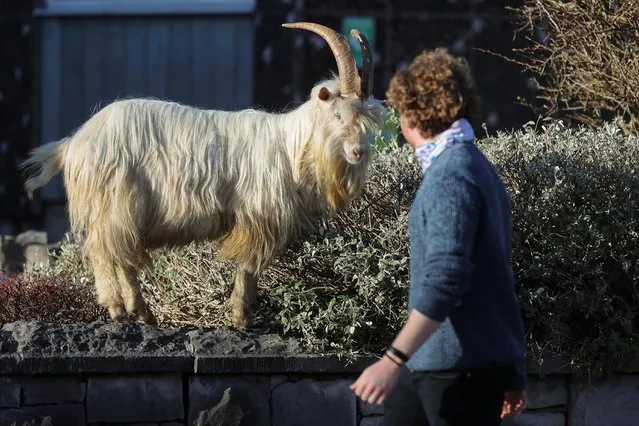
20, 138, 70, 199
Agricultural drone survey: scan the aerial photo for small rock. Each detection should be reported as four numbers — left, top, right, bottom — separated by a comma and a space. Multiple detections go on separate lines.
192, 388, 243, 426
188, 376, 270, 426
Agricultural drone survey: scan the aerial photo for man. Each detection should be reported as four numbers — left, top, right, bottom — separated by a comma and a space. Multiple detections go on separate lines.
350, 48, 528, 425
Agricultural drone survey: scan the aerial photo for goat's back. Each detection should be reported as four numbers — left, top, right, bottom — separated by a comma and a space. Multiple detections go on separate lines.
61, 98, 302, 266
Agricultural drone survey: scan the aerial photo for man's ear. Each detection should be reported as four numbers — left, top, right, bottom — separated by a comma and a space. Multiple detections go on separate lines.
318, 87, 330, 101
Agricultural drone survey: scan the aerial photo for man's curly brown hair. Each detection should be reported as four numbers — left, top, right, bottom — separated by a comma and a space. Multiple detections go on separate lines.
386, 48, 483, 139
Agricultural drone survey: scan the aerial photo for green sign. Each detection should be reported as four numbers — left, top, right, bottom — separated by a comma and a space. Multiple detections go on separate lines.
342, 16, 376, 69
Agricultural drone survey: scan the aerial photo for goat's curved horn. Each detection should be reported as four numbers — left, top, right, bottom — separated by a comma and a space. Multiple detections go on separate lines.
350, 29, 373, 100
282, 22, 360, 98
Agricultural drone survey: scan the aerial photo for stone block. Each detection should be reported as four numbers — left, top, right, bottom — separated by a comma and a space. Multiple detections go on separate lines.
526, 376, 568, 409
361, 416, 385, 426
14, 231, 48, 246
0, 378, 20, 408
188, 376, 270, 426
17, 231, 50, 273
501, 412, 565, 426
188, 328, 374, 374
270, 375, 287, 390
87, 375, 183, 423
1, 321, 193, 374
0, 404, 85, 426
1, 320, 379, 376
271, 379, 357, 426
23, 245, 50, 272
22, 377, 86, 405
569, 375, 639, 426
360, 401, 384, 416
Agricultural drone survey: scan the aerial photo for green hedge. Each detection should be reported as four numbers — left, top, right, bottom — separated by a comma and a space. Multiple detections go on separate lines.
484, 117, 639, 374
18, 113, 639, 376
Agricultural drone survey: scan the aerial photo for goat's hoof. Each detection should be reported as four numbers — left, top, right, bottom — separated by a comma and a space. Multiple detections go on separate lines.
137, 311, 158, 326
108, 306, 128, 323
231, 314, 253, 331
127, 304, 158, 326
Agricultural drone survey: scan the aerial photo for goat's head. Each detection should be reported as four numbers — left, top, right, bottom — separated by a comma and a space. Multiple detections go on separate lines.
283, 22, 379, 164
283, 22, 381, 209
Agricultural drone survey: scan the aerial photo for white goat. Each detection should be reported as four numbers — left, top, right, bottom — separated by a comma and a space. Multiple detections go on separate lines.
21, 22, 382, 330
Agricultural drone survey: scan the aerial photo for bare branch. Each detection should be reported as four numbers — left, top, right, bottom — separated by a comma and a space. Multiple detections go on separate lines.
497, 0, 639, 134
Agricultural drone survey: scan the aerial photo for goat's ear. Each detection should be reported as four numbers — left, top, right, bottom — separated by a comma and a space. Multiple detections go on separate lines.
318, 87, 330, 101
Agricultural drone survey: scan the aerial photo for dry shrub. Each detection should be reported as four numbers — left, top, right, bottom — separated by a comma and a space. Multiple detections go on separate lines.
507, 0, 639, 133
43, 236, 239, 329
0, 270, 102, 327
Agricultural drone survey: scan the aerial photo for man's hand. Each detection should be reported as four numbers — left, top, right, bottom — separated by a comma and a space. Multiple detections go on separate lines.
350, 355, 402, 405
350, 309, 441, 405
501, 390, 527, 419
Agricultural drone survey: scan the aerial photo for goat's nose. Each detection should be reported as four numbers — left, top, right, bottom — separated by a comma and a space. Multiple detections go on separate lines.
352, 147, 361, 159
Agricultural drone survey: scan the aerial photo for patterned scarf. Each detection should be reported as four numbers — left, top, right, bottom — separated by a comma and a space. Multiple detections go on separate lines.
414, 118, 475, 173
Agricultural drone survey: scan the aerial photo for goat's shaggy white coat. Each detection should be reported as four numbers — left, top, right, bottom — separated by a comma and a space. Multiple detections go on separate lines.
22, 77, 383, 328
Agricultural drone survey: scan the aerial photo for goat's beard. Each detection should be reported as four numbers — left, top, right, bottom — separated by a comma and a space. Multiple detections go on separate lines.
298, 133, 369, 214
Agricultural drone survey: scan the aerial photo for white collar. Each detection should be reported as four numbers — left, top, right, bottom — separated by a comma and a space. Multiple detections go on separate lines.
414, 118, 475, 173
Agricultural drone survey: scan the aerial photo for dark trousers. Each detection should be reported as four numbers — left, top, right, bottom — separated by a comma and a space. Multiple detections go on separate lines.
384, 364, 511, 426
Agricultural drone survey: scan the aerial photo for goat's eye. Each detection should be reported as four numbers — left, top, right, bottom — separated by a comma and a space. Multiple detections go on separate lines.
334, 112, 342, 120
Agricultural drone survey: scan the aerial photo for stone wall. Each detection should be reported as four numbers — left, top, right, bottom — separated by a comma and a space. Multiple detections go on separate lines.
0, 321, 638, 426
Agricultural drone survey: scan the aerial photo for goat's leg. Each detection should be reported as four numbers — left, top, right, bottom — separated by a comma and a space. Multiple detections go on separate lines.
117, 265, 157, 326
90, 254, 127, 322
230, 265, 258, 330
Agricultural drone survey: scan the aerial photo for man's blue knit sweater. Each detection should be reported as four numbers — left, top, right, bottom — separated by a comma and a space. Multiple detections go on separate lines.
406, 140, 527, 390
